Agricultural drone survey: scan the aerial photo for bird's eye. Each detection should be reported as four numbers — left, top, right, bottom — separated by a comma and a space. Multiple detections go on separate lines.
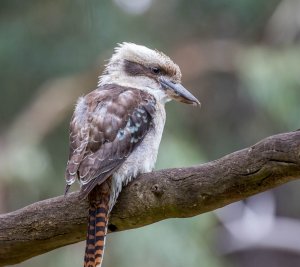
151, 67, 161, 75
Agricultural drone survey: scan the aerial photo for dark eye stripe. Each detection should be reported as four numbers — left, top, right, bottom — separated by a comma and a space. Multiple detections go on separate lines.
124, 60, 168, 77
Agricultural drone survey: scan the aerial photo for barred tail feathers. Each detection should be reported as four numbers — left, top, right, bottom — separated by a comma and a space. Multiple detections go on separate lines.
84, 198, 109, 267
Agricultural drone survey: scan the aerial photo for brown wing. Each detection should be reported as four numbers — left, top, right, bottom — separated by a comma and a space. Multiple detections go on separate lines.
65, 84, 156, 196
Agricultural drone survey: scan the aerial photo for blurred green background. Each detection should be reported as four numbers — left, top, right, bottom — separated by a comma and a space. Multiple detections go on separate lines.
0, 0, 300, 266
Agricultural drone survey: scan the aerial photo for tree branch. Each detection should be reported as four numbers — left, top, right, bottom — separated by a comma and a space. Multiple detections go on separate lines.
1, 131, 300, 266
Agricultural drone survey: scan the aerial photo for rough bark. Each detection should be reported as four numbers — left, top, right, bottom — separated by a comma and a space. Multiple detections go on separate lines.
0, 131, 300, 266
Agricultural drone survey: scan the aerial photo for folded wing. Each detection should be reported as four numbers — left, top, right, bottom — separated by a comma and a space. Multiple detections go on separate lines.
65, 84, 156, 197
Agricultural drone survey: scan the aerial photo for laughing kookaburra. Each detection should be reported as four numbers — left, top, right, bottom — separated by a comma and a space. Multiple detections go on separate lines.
65, 42, 200, 267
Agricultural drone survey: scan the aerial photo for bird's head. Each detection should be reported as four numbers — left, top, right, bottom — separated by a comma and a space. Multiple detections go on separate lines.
99, 42, 200, 106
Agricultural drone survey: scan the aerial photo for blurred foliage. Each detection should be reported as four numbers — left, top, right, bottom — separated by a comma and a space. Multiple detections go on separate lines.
239, 47, 300, 129
1, 0, 299, 267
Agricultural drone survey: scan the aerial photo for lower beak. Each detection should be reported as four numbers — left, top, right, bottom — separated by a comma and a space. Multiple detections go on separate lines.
159, 77, 200, 106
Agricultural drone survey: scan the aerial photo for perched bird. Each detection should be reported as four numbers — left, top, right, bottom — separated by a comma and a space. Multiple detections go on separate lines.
65, 42, 200, 267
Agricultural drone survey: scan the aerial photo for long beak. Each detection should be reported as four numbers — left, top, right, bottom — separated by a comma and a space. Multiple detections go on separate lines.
159, 77, 200, 106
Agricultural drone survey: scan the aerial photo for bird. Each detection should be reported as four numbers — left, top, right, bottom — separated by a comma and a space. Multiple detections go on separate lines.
65, 42, 200, 267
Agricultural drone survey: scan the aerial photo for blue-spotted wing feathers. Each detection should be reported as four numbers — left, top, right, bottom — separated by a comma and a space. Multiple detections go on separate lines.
65, 84, 156, 197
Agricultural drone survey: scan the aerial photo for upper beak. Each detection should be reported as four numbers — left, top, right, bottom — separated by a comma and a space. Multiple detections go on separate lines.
159, 77, 200, 106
